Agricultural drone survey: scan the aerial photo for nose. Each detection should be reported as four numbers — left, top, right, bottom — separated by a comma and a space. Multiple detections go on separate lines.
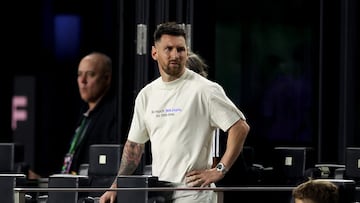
78, 74, 87, 84
170, 49, 180, 59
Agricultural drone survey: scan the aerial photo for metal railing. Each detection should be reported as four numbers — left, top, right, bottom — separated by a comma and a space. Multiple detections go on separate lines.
13, 186, 297, 203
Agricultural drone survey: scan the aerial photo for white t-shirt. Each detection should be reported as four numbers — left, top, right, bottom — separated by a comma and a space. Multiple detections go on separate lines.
128, 68, 246, 184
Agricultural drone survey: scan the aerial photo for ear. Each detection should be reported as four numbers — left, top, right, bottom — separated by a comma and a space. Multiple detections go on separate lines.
151, 46, 157, 60
104, 72, 111, 84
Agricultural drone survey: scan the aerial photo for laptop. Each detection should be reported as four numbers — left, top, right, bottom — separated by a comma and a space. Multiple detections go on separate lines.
345, 147, 360, 182
0, 143, 24, 173
88, 144, 123, 176
273, 147, 314, 184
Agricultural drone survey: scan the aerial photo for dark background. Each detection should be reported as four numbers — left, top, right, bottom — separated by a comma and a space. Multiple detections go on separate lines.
1, 0, 359, 179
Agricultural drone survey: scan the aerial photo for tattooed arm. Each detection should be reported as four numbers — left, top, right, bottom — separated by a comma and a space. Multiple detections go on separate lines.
99, 140, 145, 203
113, 140, 145, 185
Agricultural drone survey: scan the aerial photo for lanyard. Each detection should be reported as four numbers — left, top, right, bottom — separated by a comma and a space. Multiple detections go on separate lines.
68, 116, 88, 154
61, 116, 89, 174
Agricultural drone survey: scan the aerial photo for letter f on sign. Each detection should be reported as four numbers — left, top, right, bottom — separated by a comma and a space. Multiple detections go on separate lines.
12, 96, 28, 130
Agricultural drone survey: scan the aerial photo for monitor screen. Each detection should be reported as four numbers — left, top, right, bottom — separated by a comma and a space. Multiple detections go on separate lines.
345, 147, 360, 181
88, 144, 123, 176
273, 147, 314, 184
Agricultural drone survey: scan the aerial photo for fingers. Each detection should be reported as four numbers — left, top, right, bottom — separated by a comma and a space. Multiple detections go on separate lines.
186, 169, 215, 187
194, 179, 206, 187
99, 191, 116, 203
185, 170, 198, 176
197, 179, 204, 185
186, 175, 206, 187
185, 175, 197, 184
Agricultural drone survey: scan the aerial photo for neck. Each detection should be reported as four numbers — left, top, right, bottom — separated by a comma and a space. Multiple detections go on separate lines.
88, 93, 106, 111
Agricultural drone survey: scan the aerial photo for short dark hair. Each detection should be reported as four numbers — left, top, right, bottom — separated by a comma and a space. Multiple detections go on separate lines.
153, 22, 187, 43
292, 179, 339, 203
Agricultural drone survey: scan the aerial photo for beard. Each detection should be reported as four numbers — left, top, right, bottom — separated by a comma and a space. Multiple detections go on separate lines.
162, 61, 183, 76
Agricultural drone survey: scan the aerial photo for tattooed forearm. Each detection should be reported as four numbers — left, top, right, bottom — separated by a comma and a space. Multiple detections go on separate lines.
117, 140, 145, 176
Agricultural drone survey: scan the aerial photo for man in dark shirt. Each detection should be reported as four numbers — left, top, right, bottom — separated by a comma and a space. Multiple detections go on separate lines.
29, 52, 120, 178
61, 51, 120, 175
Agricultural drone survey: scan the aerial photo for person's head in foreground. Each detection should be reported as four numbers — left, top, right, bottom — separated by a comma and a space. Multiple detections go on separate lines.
292, 179, 339, 203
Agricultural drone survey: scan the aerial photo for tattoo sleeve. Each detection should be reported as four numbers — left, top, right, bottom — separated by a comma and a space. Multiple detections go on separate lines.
117, 140, 145, 176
